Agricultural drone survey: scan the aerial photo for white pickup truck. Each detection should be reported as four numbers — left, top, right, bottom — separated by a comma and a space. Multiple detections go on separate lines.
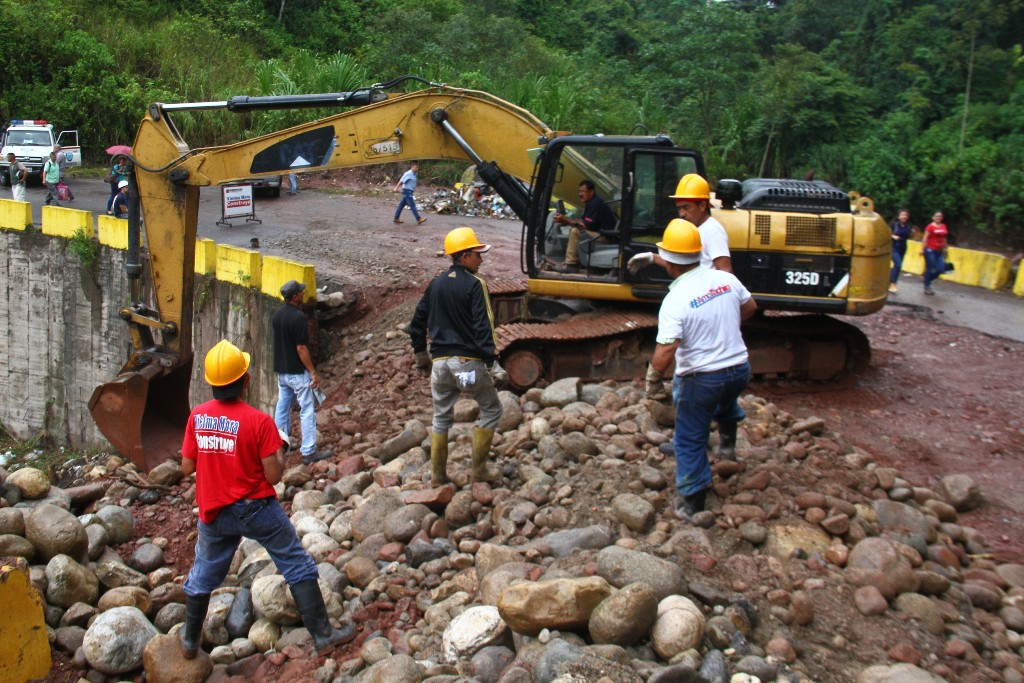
1, 120, 81, 185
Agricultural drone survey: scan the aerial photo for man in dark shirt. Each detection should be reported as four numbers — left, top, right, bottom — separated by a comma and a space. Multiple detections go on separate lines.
272, 280, 331, 465
554, 179, 617, 272
409, 227, 506, 485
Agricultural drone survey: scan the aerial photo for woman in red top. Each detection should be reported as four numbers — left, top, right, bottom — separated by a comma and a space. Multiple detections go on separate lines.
921, 211, 948, 294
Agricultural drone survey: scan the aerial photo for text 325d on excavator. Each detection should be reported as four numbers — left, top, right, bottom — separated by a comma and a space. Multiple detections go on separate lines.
88, 77, 890, 472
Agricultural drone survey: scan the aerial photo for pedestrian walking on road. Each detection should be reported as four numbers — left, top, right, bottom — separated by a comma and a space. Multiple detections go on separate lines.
921, 211, 949, 295
53, 144, 74, 200
888, 209, 914, 293
7, 152, 28, 202
287, 173, 297, 195
272, 280, 332, 465
645, 219, 757, 520
106, 155, 129, 214
393, 161, 426, 224
178, 339, 355, 660
409, 227, 506, 485
43, 152, 62, 206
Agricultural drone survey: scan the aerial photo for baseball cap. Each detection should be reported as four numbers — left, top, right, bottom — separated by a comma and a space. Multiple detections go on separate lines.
280, 279, 306, 299
118, 180, 129, 189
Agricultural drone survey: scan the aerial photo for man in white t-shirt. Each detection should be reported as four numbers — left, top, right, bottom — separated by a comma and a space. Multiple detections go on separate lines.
645, 219, 757, 520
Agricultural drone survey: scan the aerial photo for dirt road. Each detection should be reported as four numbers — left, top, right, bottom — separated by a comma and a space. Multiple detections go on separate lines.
37, 175, 1024, 560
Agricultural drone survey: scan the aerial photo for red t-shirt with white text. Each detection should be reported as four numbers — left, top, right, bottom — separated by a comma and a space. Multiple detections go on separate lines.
923, 222, 948, 251
182, 399, 280, 524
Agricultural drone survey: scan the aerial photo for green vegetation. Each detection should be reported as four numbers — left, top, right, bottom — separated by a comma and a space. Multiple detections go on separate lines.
68, 227, 98, 267
2, 0, 1020, 245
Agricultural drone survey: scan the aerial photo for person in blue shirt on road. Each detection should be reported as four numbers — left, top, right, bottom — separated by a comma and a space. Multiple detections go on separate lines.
393, 162, 426, 225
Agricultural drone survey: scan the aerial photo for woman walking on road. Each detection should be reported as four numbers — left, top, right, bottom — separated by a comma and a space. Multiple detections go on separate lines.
888, 209, 913, 293
921, 211, 948, 295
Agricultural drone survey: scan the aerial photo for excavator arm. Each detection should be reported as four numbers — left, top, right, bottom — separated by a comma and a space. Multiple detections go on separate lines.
89, 81, 562, 471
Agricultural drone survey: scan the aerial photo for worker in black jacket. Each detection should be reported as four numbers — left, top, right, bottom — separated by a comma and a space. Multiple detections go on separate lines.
410, 227, 506, 486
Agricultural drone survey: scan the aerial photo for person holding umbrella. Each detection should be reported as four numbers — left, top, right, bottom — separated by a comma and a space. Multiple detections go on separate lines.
105, 147, 130, 214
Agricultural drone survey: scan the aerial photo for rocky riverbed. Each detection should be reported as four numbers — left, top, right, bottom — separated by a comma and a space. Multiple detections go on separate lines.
3, 364, 1024, 683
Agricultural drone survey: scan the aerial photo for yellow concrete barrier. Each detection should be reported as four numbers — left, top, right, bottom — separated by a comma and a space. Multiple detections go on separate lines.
195, 238, 217, 274
97, 215, 128, 249
0, 198, 32, 231
41, 205, 91, 238
1015, 265, 1024, 297
215, 243, 262, 288
901, 240, 1012, 291
262, 255, 317, 302
0, 557, 51, 681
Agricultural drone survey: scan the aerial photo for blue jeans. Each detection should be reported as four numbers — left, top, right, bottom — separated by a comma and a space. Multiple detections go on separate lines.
890, 245, 906, 284
275, 372, 317, 456
394, 190, 421, 221
671, 362, 750, 497
183, 497, 318, 596
923, 249, 945, 289
288, 174, 297, 194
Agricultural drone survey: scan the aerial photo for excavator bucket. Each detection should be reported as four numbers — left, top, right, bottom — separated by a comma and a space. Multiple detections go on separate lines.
88, 362, 193, 473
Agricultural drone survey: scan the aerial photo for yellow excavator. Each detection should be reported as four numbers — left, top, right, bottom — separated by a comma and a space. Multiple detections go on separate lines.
88, 76, 890, 472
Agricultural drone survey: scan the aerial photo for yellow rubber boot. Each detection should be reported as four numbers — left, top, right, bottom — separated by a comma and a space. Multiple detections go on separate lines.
471, 427, 498, 483
430, 432, 449, 486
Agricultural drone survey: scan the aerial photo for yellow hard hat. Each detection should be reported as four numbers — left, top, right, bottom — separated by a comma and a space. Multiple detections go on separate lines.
444, 227, 492, 256
669, 173, 711, 200
657, 219, 703, 265
204, 339, 251, 386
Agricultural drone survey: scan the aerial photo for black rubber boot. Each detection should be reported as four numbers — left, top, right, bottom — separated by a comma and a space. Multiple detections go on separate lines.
180, 594, 211, 659
673, 489, 707, 520
718, 422, 738, 461
290, 579, 356, 652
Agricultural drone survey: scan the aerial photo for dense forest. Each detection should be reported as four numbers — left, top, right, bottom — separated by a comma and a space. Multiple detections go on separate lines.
1, 0, 1021, 246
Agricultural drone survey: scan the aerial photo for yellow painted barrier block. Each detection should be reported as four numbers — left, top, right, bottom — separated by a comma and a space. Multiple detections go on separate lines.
97, 215, 128, 249
901, 240, 1012, 291
215, 243, 262, 288
0, 557, 52, 681
41, 205, 91, 238
1015, 265, 1024, 297
0, 198, 32, 231
262, 255, 316, 302
195, 238, 217, 274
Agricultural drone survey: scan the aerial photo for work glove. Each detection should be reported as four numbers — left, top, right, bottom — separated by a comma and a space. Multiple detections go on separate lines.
414, 350, 432, 377
627, 252, 655, 274
489, 361, 509, 388
278, 428, 291, 453
645, 362, 669, 401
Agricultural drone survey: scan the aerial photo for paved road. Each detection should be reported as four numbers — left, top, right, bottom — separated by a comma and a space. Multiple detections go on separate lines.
24, 177, 1024, 342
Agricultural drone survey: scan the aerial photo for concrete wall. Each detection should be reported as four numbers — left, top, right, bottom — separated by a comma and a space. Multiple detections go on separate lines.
901, 240, 1014, 291
0, 199, 315, 451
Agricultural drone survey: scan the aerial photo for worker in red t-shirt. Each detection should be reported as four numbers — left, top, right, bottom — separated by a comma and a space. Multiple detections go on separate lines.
177, 339, 355, 659
921, 211, 949, 295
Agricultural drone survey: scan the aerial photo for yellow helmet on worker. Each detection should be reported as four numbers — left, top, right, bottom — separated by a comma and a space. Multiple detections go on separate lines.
669, 173, 710, 200
444, 227, 491, 256
657, 219, 703, 265
204, 339, 251, 386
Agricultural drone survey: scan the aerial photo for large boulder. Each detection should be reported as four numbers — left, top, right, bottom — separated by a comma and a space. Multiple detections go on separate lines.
143, 633, 213, 683
251, 575, 301, 625
7, 467, 51, 499
497, 576, 612, 635
25, 504, 88, 562
846, 537, 920, 600
351, 490, 404, 541
45, 554, 99, 608
651, 595, 706, 660
596, 545, 686, 601
95, 505, 134, 545
442, 605, 508, 663
589, 582, 659, 646
82, 606, 159, 674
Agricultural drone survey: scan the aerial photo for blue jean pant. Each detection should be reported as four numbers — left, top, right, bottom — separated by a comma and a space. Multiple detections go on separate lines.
183, 497, 318, 596
671, 362, 750, 497
394, 190, 421, 221
890, 245, 906, 284
923, 249, 945, 289
288, 174, 297, 194
275, 371, 317, 456
430, 357, 503, 434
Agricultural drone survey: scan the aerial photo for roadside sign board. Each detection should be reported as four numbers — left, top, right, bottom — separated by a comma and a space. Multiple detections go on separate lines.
218, 184, 261, 226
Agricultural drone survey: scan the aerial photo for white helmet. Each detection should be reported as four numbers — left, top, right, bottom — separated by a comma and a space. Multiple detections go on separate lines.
118, 180, 129, 189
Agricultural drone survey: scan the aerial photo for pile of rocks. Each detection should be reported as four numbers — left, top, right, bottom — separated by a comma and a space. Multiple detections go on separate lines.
2, 375, 1023, 683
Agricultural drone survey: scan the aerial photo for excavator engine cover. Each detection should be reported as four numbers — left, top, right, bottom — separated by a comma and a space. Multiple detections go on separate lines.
736, 179, 849, 214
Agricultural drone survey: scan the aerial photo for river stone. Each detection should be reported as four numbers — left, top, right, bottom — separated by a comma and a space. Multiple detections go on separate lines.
129, 542, 165, 573
651, 595, 706, 660
225, 588, 255, 640
376, 420, 429, 464
98, 586, 153, 616
351, 490, 404, 541
539, 378, 581, 407
60, 602, 97, 628
154, 602, 187, 633
85, 523, 110, 561
589, 582, 659, 646
480, 563, 539, 605
996, 563, 1024, 588
96, 561, 149, 589
292, 489, 326, 511
0, 532, 36, 560
54, 625, 87, 654
938, 474, 982, 511
361, 636, 393, 665
859, 663, 946, 682
471, 645, 517, 683
443, 605, 508, 663
558, 431, 599, 459
294, 516, 329, 538
846, 537, 920, 600
873, 500, 935, 546
498, 576, 612, 634
251, 575, 301, 625
611, 493, 655, 533
497, 391, 524, 432
25, 503, 88, 562
147, 461, 184, 487
248, 618, 281, 651
894, 593, 944, 635
596, 545, 686, 601
143, 633, 213, 683
96, 505, 134, 544
765, 524, 831, 561
83, 606, 159, 674
0, 507, 26, 534
7, 467, 51, 499
329, 472, 373, 503
46, 553, 100, 607
529, 525, 614, 558
385, 503, 432, 543
358, 653, 422, 683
